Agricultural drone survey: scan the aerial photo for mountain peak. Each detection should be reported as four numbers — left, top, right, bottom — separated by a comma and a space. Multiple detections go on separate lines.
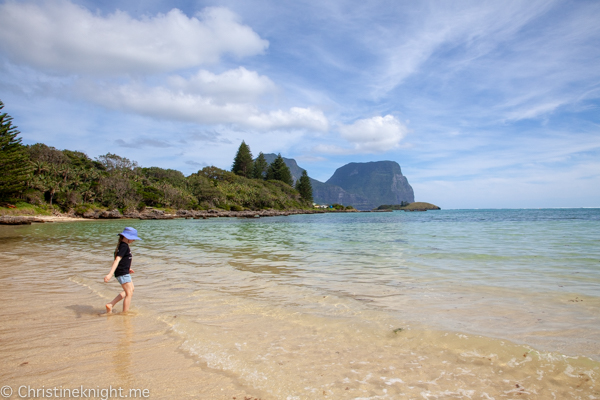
261, 156, 414, 210
323, 161, 414, 209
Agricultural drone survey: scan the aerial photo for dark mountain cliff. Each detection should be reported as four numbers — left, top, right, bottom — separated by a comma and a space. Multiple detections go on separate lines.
263, 155, 414, 210
324, 161, 414, 209
309, 179, 373, 209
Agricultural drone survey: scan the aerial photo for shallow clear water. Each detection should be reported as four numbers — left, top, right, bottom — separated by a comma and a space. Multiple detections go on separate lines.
2, 209, 599, 398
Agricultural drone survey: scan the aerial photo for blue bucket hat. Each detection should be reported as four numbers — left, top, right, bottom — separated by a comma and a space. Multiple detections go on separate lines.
118, 227, 142, 241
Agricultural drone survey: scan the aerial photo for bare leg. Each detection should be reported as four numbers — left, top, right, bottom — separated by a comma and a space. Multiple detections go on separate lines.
121, 282, 135, 313
106, 291, 125, 313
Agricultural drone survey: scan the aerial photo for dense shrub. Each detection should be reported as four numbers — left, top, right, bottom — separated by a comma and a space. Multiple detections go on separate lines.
8, 139, 312, 212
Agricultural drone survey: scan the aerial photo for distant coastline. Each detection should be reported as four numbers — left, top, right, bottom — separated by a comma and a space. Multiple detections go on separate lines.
0, 202, 444, 225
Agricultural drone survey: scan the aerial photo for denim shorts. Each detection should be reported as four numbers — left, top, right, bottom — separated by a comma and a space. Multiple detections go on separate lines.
116, 274, 132, 284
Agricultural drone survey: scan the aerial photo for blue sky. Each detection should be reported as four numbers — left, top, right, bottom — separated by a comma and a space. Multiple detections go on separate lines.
1, 0, 599, 208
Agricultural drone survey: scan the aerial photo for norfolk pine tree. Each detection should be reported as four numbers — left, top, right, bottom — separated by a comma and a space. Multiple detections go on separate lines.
0, 100, 30, 201
295, 170, 313, 204
252, 152, 268, 179
266, 154, 293, 186
232, 141, 254, 178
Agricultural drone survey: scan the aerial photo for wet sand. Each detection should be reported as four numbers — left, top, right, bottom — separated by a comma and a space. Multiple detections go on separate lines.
0, 251, 265, 400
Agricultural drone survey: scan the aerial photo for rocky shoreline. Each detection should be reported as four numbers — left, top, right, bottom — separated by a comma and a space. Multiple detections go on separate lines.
0, 207, 393, 225
0, 216, 50, 225
86, 208, 332, 220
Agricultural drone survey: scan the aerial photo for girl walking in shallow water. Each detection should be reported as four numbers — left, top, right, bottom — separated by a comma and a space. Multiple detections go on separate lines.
104, 227, 142, 313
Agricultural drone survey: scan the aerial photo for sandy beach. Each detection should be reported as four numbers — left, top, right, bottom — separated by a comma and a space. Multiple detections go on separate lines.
0, 249, 265, 400
0, 214, 91, 225
33, 215, 91, 223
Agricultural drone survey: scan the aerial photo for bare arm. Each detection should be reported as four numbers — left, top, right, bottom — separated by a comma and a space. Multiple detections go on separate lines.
104, 256, 122, 283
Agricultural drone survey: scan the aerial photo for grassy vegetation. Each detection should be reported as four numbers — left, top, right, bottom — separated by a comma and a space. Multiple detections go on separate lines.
376, 202, 440, 211
403, 202, 440, 210
0, 201, 53, 216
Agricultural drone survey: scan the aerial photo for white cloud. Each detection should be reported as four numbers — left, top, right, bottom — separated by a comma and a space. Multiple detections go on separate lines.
247, 107, 328, 131
167, 67, 276, 104
0, 1, 330, 134
369, 1, 554, 98
79, 80, 328, 131
503, 101, 565, 121
352, 0, 600, 125
0, 1, 268, 75
337, 115, 408, 153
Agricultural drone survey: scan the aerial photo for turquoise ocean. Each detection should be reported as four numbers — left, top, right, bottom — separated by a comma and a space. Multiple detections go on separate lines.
2, 208, 599, 398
